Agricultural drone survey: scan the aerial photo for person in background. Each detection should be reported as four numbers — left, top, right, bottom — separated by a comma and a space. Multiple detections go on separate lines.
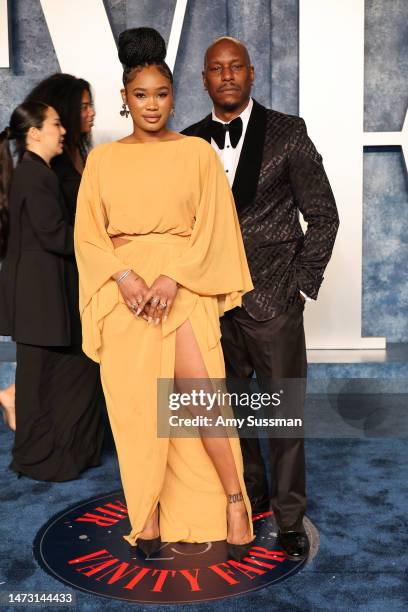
0, 74, 101, 440
0, 99, 104, 481
26, 73, 96, 217
0, 385, 15, 430
0, 136, 14, 430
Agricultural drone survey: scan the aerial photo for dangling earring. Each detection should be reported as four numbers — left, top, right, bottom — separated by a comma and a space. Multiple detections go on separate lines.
171, 108, 176, 118
120, 103, 129, 118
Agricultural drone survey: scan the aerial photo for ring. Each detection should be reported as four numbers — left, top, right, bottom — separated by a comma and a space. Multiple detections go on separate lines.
158, 302, 167, 309
130, 304, 137, 311
151, 297, 160, 306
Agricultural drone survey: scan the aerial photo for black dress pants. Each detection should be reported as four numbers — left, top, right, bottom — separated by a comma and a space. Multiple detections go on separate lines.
220, 300, 307, 532
11, 342, 104, 482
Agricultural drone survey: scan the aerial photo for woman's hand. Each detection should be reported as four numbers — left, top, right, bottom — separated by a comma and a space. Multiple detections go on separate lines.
112, 270, 150, 317
141, 275, 178, 324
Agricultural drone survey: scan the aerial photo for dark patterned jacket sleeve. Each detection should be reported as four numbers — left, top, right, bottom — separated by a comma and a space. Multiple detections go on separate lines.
288, 118, 339, 299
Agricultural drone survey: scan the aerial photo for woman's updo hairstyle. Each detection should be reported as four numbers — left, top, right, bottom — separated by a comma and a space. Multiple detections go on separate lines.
8, 101, 49, 161
118, 27, 173, 87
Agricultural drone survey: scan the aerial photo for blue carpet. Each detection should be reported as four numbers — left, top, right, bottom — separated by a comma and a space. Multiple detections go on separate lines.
1, 419, 407, 610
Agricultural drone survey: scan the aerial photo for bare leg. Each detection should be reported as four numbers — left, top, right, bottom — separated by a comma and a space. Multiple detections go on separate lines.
174, 320, 252, 545
137, 505, 159, 540
0, 383, 16, 431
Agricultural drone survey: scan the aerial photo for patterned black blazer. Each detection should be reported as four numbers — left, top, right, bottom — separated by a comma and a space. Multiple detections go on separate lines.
182, 99, 339, 320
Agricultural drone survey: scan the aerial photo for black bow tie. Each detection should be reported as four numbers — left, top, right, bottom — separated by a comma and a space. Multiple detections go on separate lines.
209, 116, 243, 149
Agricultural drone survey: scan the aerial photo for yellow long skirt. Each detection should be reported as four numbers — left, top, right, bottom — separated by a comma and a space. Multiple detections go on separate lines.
98, 234, 252, 545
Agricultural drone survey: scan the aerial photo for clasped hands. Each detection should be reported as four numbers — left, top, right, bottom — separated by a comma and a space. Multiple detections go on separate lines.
113, 270, 178, 325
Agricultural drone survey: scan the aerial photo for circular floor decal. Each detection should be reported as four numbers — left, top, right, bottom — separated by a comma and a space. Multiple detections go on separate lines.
33, 491, 318, 604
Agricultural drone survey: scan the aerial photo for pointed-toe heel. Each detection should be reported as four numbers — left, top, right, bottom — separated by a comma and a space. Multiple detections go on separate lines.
136, 536, 162, 556
227, 541, 253, 562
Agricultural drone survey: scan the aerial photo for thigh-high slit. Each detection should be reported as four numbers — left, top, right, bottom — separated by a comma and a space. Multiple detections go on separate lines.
98, 234, 252, 544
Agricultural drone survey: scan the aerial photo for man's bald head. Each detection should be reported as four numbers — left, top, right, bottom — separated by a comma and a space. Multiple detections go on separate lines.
204, 37, 251, 68
202, 36, 254, 119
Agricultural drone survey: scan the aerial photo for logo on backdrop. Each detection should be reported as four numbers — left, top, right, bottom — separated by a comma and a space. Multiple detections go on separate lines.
33, 491, 314, 604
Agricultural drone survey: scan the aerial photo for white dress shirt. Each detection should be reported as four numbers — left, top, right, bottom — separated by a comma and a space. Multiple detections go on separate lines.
211, 98, 253, 187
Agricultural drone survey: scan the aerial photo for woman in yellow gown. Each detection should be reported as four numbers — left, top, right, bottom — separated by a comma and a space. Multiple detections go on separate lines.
74, 27, 254, 558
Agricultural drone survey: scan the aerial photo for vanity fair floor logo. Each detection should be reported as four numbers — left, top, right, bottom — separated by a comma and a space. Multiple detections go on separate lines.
33, 492, 318, 604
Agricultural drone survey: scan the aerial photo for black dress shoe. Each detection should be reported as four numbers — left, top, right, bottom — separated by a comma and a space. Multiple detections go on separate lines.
277, 530, 309, 561
136, 536, 162, 556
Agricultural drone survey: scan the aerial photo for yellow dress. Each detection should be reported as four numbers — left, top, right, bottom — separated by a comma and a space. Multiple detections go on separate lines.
74, 136, 254, 545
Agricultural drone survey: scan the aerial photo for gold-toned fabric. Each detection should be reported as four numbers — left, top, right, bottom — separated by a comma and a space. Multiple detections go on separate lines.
74, 137, 254, 544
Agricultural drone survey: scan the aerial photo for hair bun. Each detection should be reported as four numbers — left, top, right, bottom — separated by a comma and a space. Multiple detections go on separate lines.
0, 127, 11, 141
118, 27, 166, 67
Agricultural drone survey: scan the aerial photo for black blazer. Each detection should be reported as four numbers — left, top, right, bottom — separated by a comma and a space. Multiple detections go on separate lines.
0, 151, 80, 346
51, 150, 81, 225
182, 99, 339, 320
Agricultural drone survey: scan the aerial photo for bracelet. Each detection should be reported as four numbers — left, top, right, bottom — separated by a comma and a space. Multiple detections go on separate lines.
116, 269, 132, 284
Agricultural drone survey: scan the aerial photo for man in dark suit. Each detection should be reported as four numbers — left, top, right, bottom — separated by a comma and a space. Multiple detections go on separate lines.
183, 37, 339, 559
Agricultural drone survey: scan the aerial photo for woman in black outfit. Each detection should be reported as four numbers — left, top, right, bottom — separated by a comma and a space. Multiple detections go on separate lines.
0, 74, 99, 433
0, 95, 104, 481
27, 73, 96, 219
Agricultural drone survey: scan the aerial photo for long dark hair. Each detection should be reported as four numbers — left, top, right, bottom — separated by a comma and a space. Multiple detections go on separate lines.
25, 73, 92, 161
118, 27, 173, 87
0, 101, 49, 259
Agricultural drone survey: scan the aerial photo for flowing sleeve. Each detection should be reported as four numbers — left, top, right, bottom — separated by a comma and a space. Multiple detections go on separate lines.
161, 140, 253, 315
74, 147, 128, 362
